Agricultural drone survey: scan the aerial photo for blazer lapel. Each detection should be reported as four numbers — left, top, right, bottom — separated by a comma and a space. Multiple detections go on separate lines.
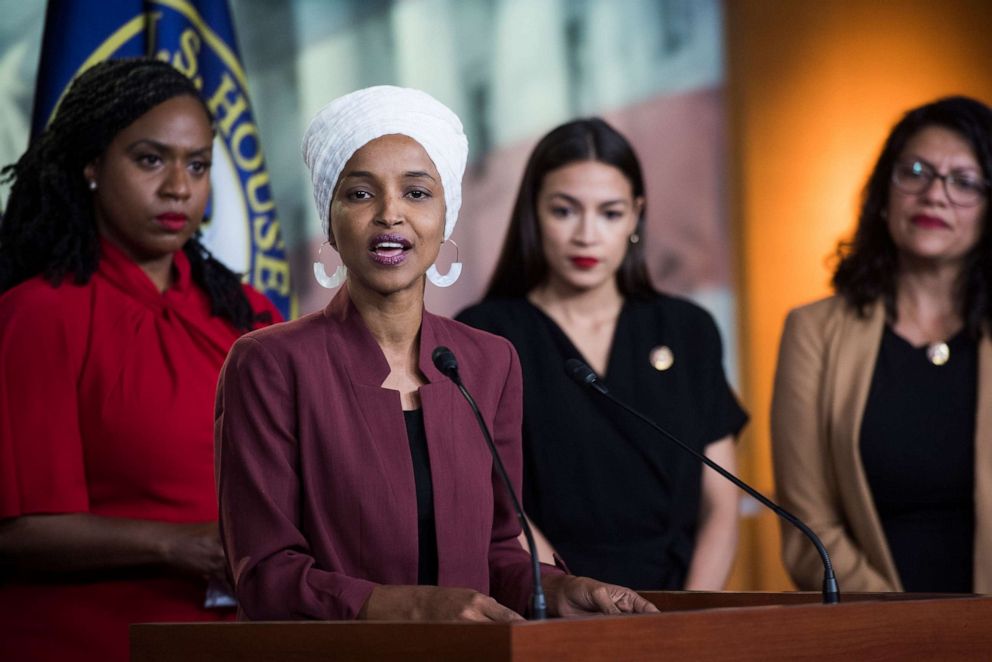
417, 312, 464, 586
323, 286, 418, 582
829, 300, 902, 589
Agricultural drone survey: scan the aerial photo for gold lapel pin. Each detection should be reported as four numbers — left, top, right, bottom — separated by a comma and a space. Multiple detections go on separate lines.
926, 342, 950, 366
649, 345, 674, 371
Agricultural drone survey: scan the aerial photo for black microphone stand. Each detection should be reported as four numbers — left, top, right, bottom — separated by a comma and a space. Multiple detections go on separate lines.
565, 358, 840, 605
433, 346, 548, 620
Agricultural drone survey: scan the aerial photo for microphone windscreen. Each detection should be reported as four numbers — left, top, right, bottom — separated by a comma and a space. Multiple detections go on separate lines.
432, 345, 458, 376
564, 358, 597, 386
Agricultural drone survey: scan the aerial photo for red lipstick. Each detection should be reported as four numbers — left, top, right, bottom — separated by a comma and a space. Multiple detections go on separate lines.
570, 256, 599, 270
156, 213, 188, 232
911, 214, 950, 230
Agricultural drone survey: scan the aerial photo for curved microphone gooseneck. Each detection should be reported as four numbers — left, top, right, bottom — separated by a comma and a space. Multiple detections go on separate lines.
432, 346, 548, 620
564, 358, 840, 605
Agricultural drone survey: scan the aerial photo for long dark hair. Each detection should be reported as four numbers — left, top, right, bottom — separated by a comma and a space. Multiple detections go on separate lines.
484, 117, 657, 300
832, 96, 992, 335
0, 57, 265, 330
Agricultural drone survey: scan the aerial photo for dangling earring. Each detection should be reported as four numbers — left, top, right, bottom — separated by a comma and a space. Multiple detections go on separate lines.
629, 233, 640, 244
313, 243, 347, 289
426, 239, 462, 288
88, 180, 97, 191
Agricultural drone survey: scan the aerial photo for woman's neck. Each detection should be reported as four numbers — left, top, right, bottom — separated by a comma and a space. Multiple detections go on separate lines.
347, 278, 426, 409
97, 226, 176, 294
140, 256, 175, 294
893, 256, 965, 342
348, 279, 423, 352
528, 277, 624, 324
528, 278, 625, 376
100, 234, 175, 293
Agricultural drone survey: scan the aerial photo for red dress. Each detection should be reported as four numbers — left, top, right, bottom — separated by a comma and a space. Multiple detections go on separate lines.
0, 240, 281, 661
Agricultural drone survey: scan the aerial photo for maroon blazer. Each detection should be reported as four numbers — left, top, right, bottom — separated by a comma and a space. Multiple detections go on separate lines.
215, 286, 558, 620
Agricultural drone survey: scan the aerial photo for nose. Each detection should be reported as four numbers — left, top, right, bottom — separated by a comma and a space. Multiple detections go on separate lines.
374, 191, 405, 227
920, 174, 950, 206
161, 163, 191, 200
571, 212, 597, 245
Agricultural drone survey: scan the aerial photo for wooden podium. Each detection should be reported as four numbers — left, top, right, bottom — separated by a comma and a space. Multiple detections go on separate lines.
131, 591, 992, 661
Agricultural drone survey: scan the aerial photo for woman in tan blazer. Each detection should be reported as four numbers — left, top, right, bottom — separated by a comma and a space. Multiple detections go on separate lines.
772, 97, 992, 594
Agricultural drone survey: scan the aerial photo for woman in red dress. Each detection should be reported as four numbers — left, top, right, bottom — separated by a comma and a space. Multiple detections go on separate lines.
0, 57, 280, 661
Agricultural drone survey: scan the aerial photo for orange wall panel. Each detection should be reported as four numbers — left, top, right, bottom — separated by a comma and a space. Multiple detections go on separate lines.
727, 0, 992, 590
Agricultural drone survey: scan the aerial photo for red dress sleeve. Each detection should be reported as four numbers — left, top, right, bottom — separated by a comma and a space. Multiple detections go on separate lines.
241, 284, 286, 327
0, 280, 91, 518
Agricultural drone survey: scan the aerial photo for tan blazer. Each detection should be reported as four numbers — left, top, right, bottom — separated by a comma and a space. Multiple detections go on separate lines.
771, 296, 992, 593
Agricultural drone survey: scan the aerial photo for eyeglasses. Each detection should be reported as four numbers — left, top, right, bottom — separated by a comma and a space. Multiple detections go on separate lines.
891, 159, 989, 207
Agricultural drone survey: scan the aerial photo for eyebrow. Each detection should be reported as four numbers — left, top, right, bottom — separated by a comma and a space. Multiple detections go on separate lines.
548, 192, 629, 207
126, 139, 212, 156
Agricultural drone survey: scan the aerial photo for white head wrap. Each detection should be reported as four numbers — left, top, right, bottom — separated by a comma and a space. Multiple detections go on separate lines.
302, 85, 468, 241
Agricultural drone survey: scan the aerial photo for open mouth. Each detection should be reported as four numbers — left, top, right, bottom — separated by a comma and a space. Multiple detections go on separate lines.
368, 233, 412, 265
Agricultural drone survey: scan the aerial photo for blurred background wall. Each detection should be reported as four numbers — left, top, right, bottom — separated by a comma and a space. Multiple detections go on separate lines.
2, 0, 992, 590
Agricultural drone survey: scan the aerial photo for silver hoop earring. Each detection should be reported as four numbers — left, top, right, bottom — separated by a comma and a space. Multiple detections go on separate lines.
426, 239, 462, 288
313, 243, 347, 289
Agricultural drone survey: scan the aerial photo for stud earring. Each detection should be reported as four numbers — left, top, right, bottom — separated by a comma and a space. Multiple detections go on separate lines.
88, 180, 97, 191
426, 239, 463, 288
629, 233, 640, 244
313, 243, 347, 289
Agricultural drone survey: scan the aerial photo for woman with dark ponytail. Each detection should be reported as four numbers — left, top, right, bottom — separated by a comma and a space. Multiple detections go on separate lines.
0, 57, 280, 661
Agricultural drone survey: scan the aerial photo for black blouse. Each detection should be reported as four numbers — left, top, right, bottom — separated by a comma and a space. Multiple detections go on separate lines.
403, 408, 438, 586
457, 295, 747, 589
859, 326, 976, 592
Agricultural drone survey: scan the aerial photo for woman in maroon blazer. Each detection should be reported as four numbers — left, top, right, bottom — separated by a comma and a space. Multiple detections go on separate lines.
215, 86, 656, 621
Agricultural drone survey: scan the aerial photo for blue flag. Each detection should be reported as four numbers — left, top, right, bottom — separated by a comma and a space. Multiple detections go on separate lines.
33, 0, 293, 319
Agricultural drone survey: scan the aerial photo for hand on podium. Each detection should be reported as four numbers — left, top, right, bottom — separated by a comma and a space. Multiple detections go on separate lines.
542, 575, 659, 616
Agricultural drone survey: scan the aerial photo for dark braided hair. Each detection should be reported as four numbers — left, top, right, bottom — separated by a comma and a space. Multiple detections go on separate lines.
833, 96, 992, 336
0, 57, 265, 331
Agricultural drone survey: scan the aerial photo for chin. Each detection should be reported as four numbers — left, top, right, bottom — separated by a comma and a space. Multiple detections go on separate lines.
562, 278, 608, 294
901, 246, 968, 265
902, 236, 957, 253
142, 238, 187, 257
361, 273, 427, 296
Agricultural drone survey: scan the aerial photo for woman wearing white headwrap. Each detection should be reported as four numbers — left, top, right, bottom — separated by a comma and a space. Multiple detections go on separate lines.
215, 86, 657, 621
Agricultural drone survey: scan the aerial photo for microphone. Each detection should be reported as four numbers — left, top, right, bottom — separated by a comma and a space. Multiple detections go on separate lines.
432, 346, 548, 620
432, 346, 459, 377
565, 358, 840, 605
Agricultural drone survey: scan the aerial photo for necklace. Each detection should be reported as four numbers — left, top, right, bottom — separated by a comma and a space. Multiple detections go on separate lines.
925, 341, 950, 366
